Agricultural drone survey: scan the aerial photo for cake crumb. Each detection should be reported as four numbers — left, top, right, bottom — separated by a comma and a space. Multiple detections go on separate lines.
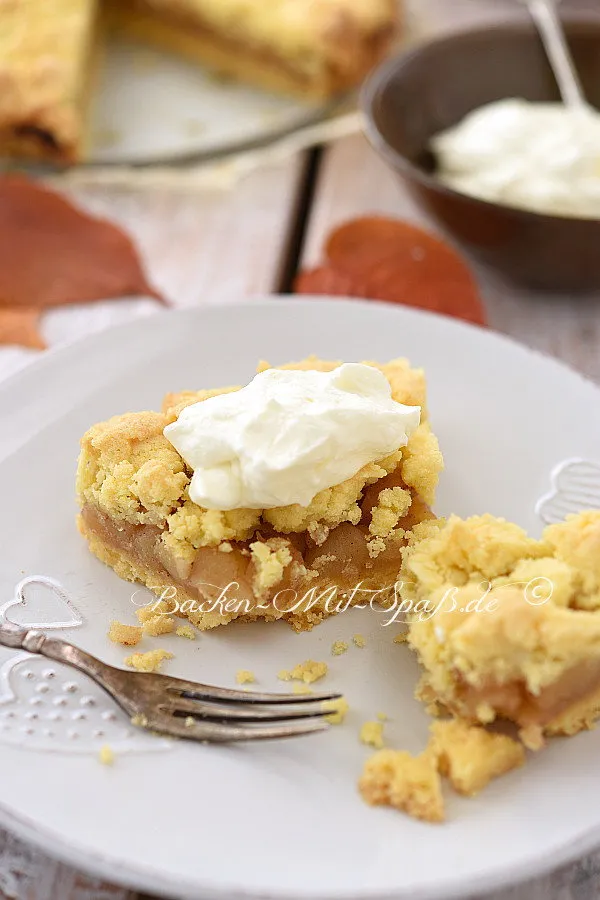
331, 640, 349, 656
324, 697, 349, 724
359, 749, 444, 823
98, 744, 115, 766
108, 621, 142, 647
125, 649, 173, 673
519, 724, 545, 751
377, 711, 388, 722
430, 719, 526, 796
236, 669, 256, 685
131, 713, 149, 728
136, 599, 176, 624
185, 716, 195, 728
142, 615, 176, 637
360, 720, 385, 749
393, 632, 408, 644
176, 624, 196, 640
353, 634, 366, 648
367, 537, 387, 558
278, 660, 328, 684
292, 683, 313, 695
218, 542, 233, 553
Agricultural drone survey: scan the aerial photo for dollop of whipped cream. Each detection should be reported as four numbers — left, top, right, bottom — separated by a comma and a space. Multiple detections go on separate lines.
164, 364, 421, 511
432, 98, 600, 218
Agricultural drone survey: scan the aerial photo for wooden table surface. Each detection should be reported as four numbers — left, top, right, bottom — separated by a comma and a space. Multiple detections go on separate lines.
2, 1, 600, 898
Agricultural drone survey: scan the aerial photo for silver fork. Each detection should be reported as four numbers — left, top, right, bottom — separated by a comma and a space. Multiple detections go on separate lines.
0, 623, 341, 742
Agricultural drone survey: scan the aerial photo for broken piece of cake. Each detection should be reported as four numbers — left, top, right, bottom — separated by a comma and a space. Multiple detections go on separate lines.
1, 0, 399, 164
401, 511, 600, 742
359, 720, 525, 822
76, 356, 443, 633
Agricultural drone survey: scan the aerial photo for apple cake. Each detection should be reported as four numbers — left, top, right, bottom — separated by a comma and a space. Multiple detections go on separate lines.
0, 0, 100, 163
400, 510, 600, 746
107, 0, 399, 100
76, 356, 443, 632
1, 0, 399, 164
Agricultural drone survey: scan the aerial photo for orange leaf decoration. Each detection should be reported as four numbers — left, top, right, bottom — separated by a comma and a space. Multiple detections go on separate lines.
295, 216, 486, 326
0, 308, 45, 350
0, 175, 165, 348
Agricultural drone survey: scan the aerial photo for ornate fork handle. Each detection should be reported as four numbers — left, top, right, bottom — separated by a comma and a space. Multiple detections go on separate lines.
0, 623, 130, 708
0, 623, 338, 741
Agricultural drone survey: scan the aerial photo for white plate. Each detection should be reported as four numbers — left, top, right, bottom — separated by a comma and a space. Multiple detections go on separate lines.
88, 38, 337, 165
0, 298, 599, 900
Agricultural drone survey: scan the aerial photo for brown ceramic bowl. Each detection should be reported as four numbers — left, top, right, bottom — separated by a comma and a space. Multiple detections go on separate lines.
362, 17, 600, 291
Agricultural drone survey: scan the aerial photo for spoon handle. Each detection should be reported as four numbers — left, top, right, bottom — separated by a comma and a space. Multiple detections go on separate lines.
525, 0, 587, 108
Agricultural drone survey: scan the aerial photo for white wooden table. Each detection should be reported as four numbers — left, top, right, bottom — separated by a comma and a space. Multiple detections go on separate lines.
2, 1, 600, 897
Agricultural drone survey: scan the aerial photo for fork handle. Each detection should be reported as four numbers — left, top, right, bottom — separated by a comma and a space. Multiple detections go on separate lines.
0, 623, 45, 651
0, 623, 120, 688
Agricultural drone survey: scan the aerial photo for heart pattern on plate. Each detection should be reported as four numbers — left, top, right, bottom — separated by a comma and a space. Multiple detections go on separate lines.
0, 576, 171, 754
536, 458, 600, 525
0, 654, 170, 754
0, 576, 83, 630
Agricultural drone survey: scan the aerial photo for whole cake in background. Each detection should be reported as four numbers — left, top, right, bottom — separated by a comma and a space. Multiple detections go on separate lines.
0, 0, 399, 164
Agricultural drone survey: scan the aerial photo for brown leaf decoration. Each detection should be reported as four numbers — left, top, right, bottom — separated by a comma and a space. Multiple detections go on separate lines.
0, 175, 164, 311
0, 308, 45, 349
295, 216, 487, 327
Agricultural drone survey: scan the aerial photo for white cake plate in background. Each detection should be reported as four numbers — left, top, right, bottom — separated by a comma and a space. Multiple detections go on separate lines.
88, 38, 341, 165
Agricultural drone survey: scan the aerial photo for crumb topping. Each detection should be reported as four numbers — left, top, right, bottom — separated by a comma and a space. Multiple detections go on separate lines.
359, 718, 524, 822
108, 621, 142, 646
369, 486, 412, 537
402, 512, 600, 729
331, 640, 349, 656
136, 599, 176, 623
236, 669, 256, 684
429, 720, 525, 796
360, 720, 385, 749
324, 696, 349, 724
124, 648, 173, 673
142, 615, 176, 637
250, 540, 293, 595
278, 660, 328, 684
98, 745, 115, 766
77, 358, 443, 552
359, 749, 444, 823
176, 624, 196, 640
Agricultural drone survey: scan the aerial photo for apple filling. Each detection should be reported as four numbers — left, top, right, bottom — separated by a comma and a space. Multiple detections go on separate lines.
451, 658, 600, 733
80, 469, 433, 629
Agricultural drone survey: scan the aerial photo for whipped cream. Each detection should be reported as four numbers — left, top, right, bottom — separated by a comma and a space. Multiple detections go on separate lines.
164, 364, 421, 511
432, 98, 600, 218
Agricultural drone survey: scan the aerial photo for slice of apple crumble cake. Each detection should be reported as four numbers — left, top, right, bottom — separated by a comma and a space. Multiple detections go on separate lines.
77, 356, 443, 632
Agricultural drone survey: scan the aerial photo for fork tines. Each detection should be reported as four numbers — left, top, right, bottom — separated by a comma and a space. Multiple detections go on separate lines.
137, 673, 343, 743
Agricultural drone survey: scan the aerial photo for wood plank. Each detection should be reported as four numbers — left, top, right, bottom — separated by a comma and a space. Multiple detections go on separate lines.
0, 828, 135, 900
59, 155, 307, 307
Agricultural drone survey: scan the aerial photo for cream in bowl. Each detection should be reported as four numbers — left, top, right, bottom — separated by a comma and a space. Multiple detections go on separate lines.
431, 98, 600, 219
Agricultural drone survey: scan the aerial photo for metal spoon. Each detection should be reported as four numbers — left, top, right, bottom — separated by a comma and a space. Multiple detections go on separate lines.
524, 0, 588, 108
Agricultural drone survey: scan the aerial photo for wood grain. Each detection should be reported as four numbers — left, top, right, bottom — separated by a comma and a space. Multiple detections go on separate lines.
58, 154, 307, 308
